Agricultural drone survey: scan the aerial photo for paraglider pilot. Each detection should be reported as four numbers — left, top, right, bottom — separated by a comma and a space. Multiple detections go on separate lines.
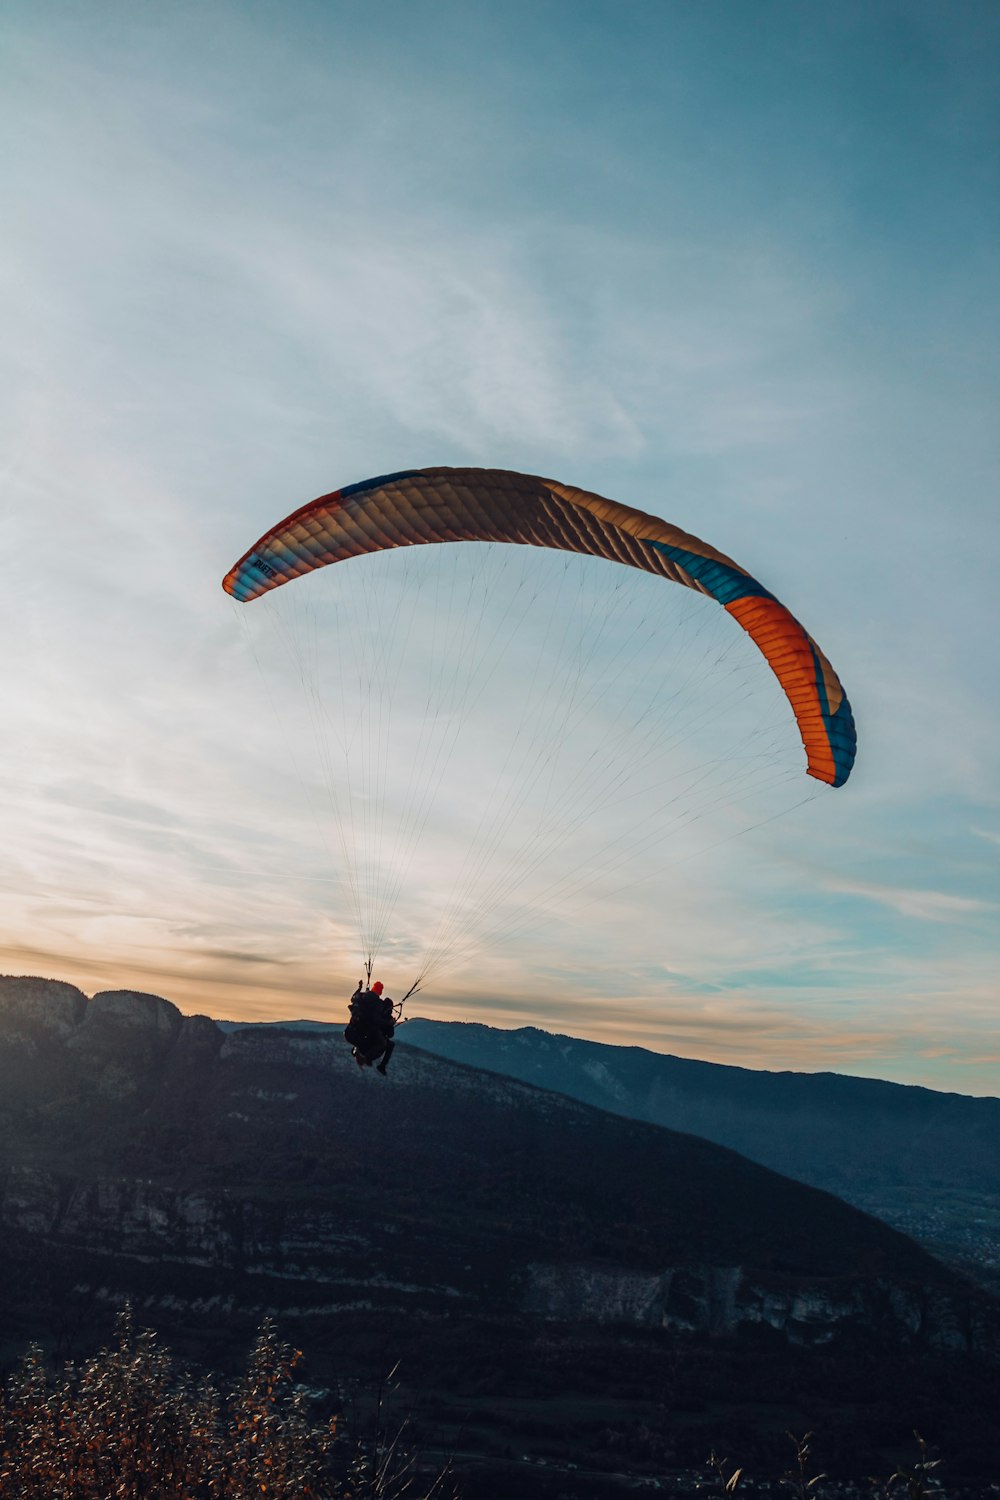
345, 979, 396, 1075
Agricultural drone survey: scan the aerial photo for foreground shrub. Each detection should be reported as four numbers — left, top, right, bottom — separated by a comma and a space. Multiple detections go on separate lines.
0, 1308, 451, 1499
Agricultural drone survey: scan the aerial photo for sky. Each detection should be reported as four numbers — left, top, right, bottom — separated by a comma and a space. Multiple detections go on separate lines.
1, 0, 998, 1095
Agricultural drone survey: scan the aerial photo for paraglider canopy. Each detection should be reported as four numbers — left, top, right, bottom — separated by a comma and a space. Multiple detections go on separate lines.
224, 466, 855, 989
224, 466, 855, 788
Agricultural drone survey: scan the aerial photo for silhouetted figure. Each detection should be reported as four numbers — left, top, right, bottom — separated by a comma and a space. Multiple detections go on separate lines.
344, 980, 395, 1075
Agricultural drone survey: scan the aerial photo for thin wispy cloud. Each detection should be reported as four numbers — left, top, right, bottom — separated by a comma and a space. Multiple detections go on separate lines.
823, 877, 997, 924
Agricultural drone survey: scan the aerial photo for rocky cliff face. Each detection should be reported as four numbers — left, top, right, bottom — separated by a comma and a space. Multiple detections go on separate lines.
7, 1156, 993, 1359
0, 975, 87, 1041
522, 1260, 992, 1352
1, 974, 997, 1361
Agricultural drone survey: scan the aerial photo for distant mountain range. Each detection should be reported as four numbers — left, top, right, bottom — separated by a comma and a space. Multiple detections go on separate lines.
3, 975, 999, 1485
397, 1020, 1000, 1288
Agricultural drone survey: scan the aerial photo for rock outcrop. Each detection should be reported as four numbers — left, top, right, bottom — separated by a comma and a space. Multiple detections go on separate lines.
0, 974, 87, 1043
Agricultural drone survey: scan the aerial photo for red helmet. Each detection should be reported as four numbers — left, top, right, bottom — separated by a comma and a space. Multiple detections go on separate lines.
371, 980, 384, 996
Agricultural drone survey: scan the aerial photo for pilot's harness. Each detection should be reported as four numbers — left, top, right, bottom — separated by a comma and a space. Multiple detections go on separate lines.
359, 957, 423, 1025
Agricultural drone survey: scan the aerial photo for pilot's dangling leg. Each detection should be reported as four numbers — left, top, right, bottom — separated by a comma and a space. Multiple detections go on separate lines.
375, 1038, 395, 1076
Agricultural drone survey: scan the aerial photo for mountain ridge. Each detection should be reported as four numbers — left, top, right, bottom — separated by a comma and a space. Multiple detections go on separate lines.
394, 1018, 1000, 1282
0, 976, 979, 1319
